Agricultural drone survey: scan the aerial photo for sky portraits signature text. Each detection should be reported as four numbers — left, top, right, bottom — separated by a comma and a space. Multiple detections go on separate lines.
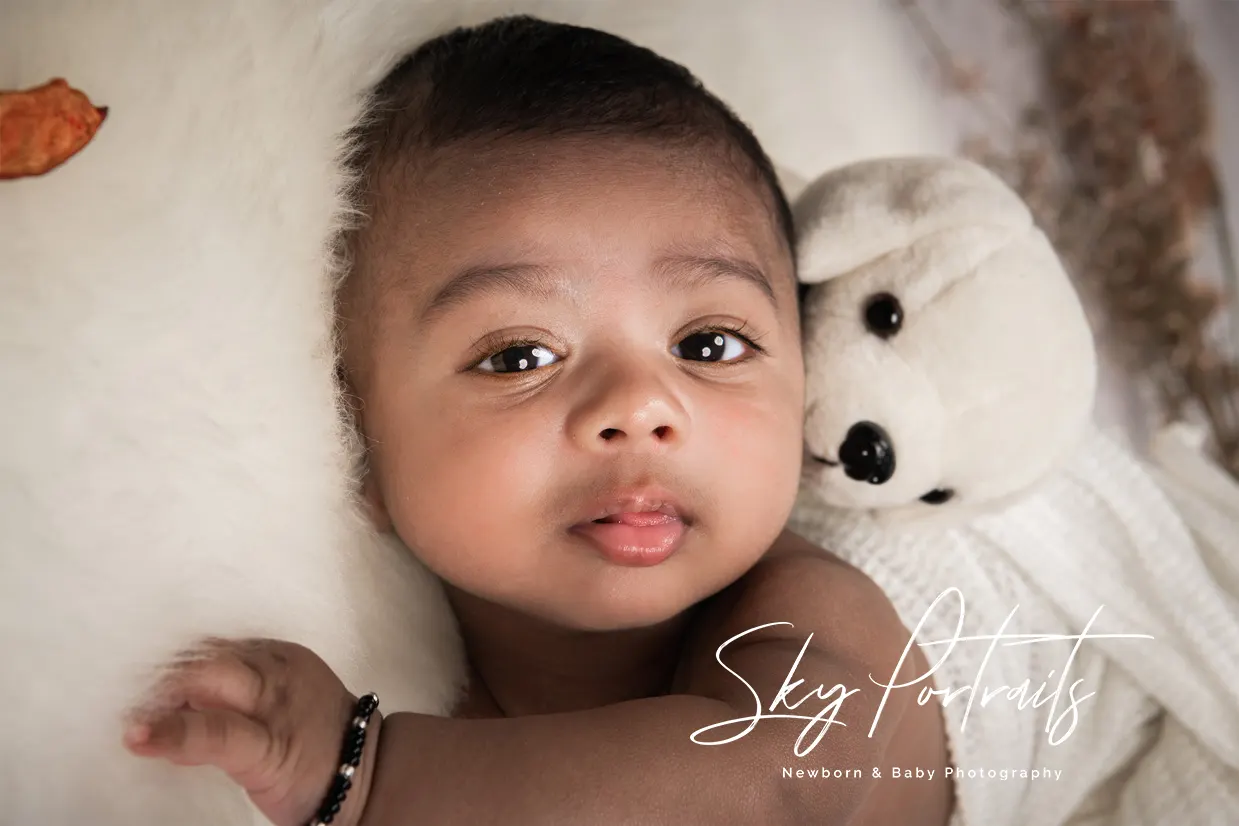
690, 587, 1154, 756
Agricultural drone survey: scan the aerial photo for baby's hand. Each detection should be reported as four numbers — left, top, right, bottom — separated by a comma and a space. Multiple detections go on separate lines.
123, 638, 378, 826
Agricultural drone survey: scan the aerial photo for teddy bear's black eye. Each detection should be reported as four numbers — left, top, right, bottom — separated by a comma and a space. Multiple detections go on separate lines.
920, 488, 955, 505
863, 293, 903, 339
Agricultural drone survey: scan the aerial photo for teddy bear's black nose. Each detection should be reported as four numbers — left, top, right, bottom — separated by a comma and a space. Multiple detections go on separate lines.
839, 421, 896, 485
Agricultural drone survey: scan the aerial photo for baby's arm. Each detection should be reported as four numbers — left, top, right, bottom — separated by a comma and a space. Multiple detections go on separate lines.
362, 532, 950, 825
125, 531, 951, 826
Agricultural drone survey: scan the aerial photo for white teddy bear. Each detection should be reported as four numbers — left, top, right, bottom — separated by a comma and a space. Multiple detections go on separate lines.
788, 156, 1239, 826
792, 156, 1097, 525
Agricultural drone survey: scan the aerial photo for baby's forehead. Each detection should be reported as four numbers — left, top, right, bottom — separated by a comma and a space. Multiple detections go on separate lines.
340, 139, 799, 390
365, 136, 789, 275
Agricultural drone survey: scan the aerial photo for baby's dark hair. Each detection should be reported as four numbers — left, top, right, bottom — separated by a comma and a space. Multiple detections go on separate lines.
344, 15, 795, 254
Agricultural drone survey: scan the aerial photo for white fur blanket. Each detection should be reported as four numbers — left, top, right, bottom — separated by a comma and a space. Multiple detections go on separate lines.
5, 2, 1235, 825
1, 3, 467, 823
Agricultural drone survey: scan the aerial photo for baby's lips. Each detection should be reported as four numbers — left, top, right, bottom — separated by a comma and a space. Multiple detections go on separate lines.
578, 485, 693, 526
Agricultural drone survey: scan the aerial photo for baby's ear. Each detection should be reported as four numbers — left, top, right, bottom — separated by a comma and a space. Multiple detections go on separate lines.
792, 156, 1034, 285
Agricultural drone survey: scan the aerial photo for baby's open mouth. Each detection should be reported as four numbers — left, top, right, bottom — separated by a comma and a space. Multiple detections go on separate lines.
572, 493, 688, 566
591, 512, 679, 526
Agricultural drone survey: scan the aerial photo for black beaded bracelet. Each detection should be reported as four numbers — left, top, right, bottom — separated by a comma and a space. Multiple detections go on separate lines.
307, 692, 380, 826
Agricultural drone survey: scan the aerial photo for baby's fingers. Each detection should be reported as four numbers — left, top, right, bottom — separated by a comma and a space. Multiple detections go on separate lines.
125, 708, 277, 790
165, 649, 266, 716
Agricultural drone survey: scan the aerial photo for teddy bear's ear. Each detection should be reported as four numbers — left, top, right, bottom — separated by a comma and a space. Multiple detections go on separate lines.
792, 156, 1035, 285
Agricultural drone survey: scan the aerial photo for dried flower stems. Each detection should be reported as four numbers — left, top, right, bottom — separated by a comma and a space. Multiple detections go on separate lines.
903, 0, 1239, 479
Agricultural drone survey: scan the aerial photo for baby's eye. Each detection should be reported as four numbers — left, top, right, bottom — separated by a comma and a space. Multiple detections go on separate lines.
475, 344, 560, 374
671, 330, 750, 363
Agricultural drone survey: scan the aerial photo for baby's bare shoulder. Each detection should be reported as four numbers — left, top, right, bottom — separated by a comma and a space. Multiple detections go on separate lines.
675, 530, 953, 826
679, 529, 913, 690
712, 529, 901, 634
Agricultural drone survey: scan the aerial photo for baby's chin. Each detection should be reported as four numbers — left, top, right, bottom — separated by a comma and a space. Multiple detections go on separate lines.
477, 554, 737, 633
506, 566, 711, 633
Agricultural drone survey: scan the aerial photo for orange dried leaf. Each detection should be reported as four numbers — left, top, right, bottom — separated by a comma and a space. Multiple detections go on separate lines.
0, 78, 107, 180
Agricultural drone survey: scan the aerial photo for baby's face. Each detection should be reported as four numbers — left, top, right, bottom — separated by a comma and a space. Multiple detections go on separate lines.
349, 138, 804, 631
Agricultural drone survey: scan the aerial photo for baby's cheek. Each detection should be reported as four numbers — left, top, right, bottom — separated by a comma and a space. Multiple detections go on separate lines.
391, 412, 557, 577
705, 386, 803, 526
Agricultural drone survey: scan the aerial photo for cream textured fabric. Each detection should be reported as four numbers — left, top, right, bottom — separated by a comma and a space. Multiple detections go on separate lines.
789, 424, 1239, 826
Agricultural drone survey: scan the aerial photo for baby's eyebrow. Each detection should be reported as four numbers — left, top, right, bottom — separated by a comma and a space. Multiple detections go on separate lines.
420, 263, 560, 324
652, 254, 777, 308
420, 253, 776, 324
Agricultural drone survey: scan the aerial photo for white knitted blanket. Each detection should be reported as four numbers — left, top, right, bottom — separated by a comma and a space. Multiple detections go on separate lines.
788, 424, 1239, 826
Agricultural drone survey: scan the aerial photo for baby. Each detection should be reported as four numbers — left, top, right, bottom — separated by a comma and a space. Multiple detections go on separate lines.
124, 16, 952, 826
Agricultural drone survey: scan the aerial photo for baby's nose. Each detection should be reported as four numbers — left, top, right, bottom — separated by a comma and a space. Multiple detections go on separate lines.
839, 421, 896, 484
568, 367, 689, 453
597, 421, 677, 447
